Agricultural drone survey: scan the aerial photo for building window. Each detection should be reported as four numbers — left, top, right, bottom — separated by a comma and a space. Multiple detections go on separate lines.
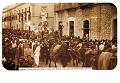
22, 9, 24, 30
83, 20, 89, 40
29, 7, 30, 12
28, 7, 31, 20
25, 8, 27, 21
19, 10, 20, 22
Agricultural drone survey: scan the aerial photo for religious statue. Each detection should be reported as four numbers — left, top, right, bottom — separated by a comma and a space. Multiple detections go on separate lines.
40, 7, 48, 23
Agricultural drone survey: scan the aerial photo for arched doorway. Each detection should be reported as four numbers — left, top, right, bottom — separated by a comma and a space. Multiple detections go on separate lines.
83, 20, 89, 40
112, 19, 117, 40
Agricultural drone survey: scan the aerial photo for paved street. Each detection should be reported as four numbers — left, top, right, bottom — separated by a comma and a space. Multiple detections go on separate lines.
37, 60, 83, 67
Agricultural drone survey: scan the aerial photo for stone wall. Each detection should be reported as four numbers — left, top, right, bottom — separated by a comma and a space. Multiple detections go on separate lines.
55, 3, 117, 40
75, 9, 83, 38
98, 4, 117, 40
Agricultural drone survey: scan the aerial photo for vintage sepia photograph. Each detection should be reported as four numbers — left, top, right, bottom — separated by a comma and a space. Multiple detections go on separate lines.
2, 3, 117, 70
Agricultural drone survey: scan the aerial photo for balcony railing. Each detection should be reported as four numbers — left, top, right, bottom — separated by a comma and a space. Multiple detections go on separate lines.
55, 3, 98, 12
55, 3, 79, 12
79, 3, 98, 9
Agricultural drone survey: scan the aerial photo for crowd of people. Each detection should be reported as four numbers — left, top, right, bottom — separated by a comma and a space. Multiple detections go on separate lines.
2, 28, 117, 70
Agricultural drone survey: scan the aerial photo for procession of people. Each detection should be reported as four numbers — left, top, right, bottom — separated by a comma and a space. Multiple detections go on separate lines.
2, 4, 117, 70
2, 23, 117, 70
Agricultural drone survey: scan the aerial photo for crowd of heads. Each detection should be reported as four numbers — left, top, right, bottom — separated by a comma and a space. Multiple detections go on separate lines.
2, 28, 117, 70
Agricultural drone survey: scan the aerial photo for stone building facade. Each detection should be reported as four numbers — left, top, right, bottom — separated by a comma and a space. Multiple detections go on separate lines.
2, 3, 55, 31
54, 3, 117, 40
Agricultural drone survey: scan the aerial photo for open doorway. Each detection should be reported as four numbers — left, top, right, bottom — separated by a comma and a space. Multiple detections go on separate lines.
112, 19, 117, 40
58, 21, 63, 37
69, 21, 74, 37
83, 20, 89, 40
